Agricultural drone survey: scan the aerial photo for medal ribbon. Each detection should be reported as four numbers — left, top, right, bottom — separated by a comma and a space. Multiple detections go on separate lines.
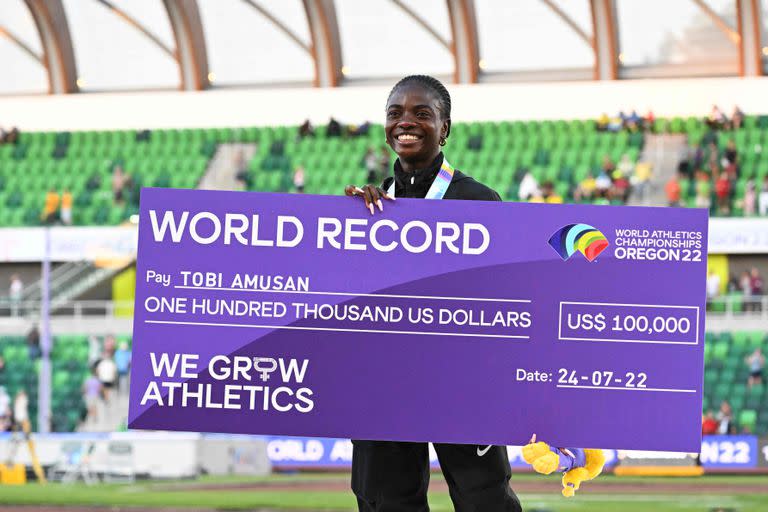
387, 157, 455, 200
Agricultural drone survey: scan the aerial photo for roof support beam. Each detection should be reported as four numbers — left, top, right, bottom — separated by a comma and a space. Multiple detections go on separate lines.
94, 0, 175, 57
590, 0, 618, 80
240, 0, 311, 53
446, 0, 480, 83
0, 24, 44, 64
391, 0, 450, 50
540, 0, 592, 48
163, 0, 210, 90
691, 0, 740, 45
303, 0, 343, 87
736, 0, 763, 76
23, 0, 78, 93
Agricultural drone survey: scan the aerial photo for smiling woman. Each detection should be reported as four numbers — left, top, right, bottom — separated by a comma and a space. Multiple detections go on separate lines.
345, 75, 500, 213
342, 76, 520, 512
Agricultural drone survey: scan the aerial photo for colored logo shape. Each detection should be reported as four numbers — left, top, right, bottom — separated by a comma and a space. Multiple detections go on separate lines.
548, 224, 609, 262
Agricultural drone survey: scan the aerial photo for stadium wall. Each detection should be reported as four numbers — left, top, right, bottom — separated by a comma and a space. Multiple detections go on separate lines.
3, 77, 768, 131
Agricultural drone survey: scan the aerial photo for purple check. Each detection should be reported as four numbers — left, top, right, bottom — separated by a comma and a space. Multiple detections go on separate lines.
128, 188, 708, 452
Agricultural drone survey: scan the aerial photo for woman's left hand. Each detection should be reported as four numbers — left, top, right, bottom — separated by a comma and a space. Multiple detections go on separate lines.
522, 433, 605, 497
344, 184, 394, 215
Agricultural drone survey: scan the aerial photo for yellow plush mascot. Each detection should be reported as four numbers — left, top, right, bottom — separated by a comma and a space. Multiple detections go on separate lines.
522, 434, 605, 497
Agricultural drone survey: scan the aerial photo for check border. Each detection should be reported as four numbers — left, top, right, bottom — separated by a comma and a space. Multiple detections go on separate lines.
557, 301, 700, 345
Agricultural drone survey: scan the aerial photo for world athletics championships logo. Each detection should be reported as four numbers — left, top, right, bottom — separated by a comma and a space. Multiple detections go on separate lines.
548, 224, 609, 262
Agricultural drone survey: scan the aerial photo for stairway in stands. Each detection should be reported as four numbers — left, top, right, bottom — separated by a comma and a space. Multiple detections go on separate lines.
631, 133, 689, 206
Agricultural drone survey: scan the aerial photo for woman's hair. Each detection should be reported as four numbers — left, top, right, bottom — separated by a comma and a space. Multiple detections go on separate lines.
387, 75, 451, 121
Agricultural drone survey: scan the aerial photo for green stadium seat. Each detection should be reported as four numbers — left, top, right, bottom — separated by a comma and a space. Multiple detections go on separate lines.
739, 409, 757, 431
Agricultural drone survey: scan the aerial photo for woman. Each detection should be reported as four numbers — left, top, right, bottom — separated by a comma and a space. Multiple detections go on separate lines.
344, 75, 601, 511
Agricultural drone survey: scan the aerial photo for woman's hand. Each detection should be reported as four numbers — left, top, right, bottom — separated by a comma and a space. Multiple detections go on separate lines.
522, 433, 605, 497
344, 184, 394, 215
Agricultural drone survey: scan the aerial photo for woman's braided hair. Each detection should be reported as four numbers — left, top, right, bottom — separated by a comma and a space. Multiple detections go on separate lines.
387, 75, 452, 142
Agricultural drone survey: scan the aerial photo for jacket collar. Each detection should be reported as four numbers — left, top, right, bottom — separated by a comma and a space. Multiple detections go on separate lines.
393, 153, 444, 197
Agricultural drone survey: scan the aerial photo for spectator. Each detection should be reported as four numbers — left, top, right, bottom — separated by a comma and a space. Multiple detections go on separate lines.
706, 270, 721, 301
702, 410, 718, 435
530, 181, 563, 204
103, 334, 116, 355
326, 117, 342, 137
707, 105, 727, 129
234, 150, 251, 191
607, 113, 623, 132
293, 166, 306, 193
631, 160, 653, 204
60, 189, 73, 225
596, 113, 609, 132
13, 389, 29, 431
716, 400, 735, 435
665, 174, 682, 207
612, 170, 630, 203
694, 171, 712, 209
750, 267, 763, 311
714, 172, 731, 215
0, 126, 19, 145
723, 139, 738, 166
9, 274, 22, 317
0, 387, 10, 432
348, 121, 371, 138
467, 133, 483, 151
722, 140, 739, 181
574, 172, 596, 202
26, 326, 40, 360
617, 154, 634, 176
298, 119, 315, 139
759, 176, 768, 215
626, 110, 641, 131
41, 188, 60, 224
364, 147, 379, 183
378, 145, 390, 178
517, 171, 540, 201
746, 347, 765, 388
95, 351, 118, 402
114, 340, 131, 393
643, 109, 655, 131
739, 270, 753, 310
112, 165, 126, 204
83, 367, 102, 423
595, 169, 612, 196
601, 155, 616, 175
730, 106, 744, 130
743, 179, 757, 216
86, 172, 101, 192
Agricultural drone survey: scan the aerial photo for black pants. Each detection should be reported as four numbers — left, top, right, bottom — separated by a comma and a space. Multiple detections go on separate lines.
352, 440, 522, 512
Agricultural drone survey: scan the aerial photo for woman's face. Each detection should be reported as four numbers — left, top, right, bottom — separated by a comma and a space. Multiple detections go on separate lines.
385, 83, 449, 165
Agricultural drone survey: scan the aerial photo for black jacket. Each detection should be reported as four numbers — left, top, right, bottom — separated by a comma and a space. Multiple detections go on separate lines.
382, 153, 501, 202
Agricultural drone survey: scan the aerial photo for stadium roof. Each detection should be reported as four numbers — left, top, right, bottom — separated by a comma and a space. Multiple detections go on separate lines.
1, 0, 765, 95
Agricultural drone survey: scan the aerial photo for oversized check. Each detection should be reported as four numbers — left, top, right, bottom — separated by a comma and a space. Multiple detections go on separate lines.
128, 188, 707, 451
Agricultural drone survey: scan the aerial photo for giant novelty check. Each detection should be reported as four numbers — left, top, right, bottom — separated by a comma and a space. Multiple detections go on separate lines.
128, 188, 708, 451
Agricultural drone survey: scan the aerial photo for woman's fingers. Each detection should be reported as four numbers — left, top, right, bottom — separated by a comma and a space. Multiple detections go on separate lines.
346, 184, 391, 214
381, 189, 396, 201
362, 185, 376, 215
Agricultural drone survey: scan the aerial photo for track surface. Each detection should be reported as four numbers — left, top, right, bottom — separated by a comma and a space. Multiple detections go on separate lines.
163, 477, 768, 495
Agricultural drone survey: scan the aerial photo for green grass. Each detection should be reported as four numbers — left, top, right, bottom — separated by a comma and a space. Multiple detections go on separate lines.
0, 474, 766, 511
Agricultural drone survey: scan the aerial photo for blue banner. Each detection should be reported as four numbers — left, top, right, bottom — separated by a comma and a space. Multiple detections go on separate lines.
699, 435, 759, 468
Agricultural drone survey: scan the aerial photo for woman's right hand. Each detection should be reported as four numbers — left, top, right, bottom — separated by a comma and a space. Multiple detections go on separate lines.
344, 184, 395, 215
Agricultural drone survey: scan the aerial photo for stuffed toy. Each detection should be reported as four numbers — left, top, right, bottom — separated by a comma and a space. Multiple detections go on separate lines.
522, 434, 605, 497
